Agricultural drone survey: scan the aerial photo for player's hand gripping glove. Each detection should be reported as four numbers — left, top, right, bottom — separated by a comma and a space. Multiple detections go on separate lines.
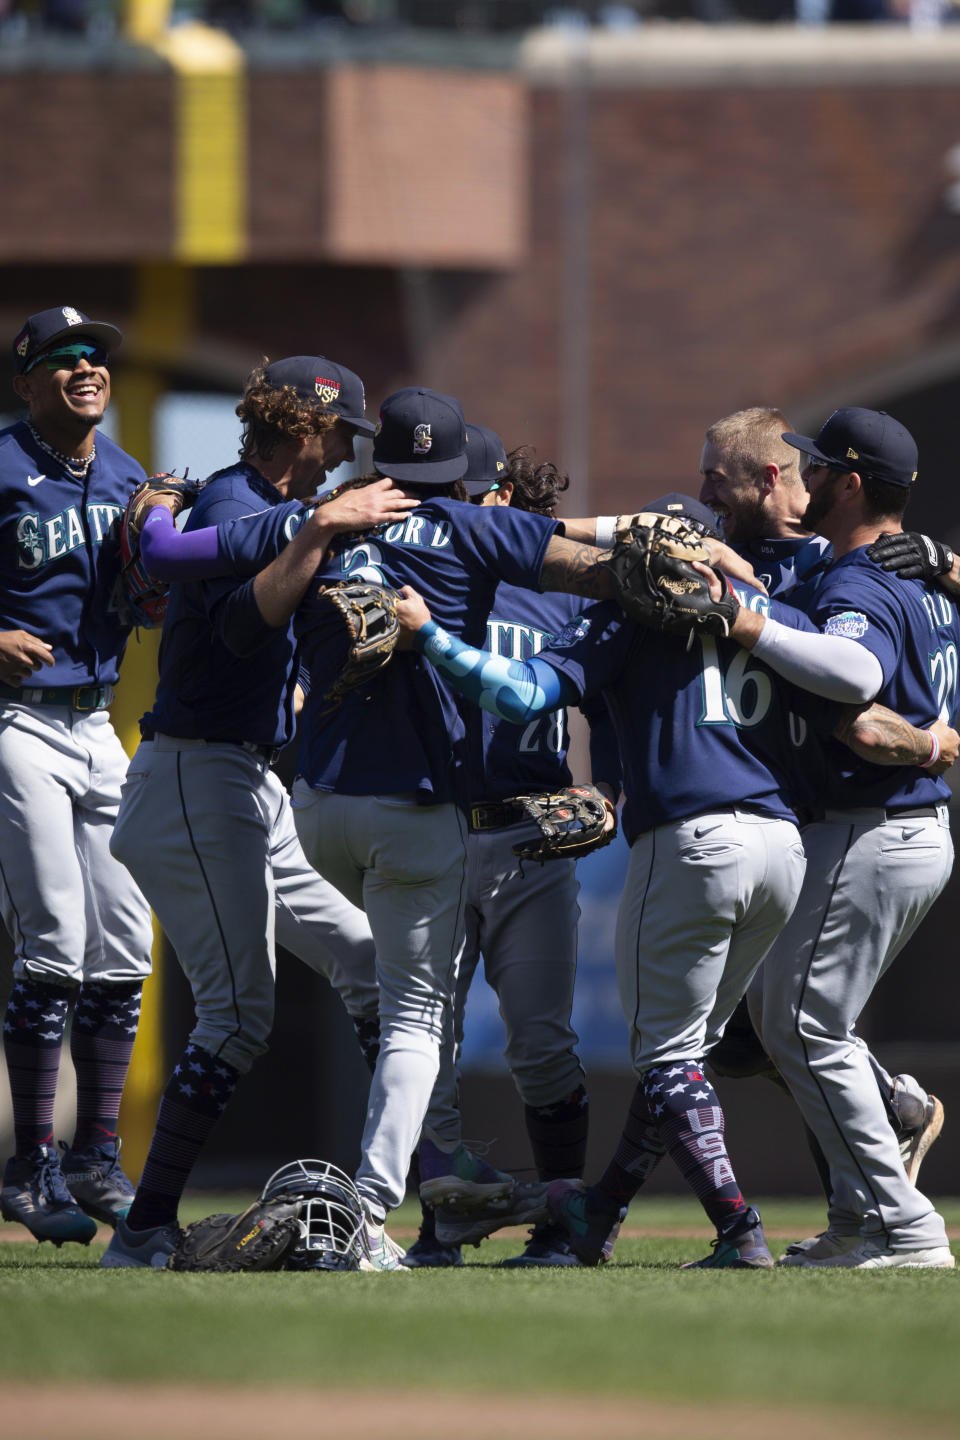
114, 473, 203, 629
167, 1197, 303, 1273
867, 531, 955, 583
511, 784, 617, 863
312, 581, 401, 714
608, 516, 740, 639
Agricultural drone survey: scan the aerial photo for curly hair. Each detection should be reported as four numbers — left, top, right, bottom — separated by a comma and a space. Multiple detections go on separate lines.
237, 361, 339, 461
504, 447, 570, 518
342, 472, 468, 503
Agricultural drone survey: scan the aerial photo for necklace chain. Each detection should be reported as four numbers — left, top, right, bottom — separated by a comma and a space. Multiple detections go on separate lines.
28, 424, 95, 479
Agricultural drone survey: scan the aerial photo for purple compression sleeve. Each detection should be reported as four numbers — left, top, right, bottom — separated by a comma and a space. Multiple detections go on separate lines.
139, 506, 229, 581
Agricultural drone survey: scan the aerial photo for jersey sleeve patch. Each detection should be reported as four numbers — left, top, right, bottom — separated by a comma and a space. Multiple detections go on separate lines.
824, 610, 869, 639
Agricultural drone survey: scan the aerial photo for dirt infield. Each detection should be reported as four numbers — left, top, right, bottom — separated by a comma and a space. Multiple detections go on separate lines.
2, 1384, 958, 1440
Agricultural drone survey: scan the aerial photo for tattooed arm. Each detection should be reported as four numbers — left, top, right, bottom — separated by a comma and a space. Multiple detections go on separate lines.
538, 535, 616, 599
833, 704, 959, 776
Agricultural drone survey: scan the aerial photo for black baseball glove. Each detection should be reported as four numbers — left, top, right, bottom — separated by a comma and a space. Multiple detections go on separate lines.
608, 515, 740, 639
312, 582, 401, 714
511, 784, 616, 862
867, 531, 954, 583
167, 1197, 302, 1273
114, 472, 204, 629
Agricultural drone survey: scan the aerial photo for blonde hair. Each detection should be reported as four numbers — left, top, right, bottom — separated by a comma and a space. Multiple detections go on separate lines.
705, 407, 802, 487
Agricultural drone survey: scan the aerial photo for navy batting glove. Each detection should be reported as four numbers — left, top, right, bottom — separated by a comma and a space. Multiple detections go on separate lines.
867, 531, 954, 582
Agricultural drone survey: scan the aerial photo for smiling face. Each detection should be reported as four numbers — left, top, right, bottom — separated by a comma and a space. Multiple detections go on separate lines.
698, 442, 767, 545
13, 342, 110, 447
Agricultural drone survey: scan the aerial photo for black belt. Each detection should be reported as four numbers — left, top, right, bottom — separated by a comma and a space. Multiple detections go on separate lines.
146, 732, 279, 766
0, 682, 112, 711
469, 800, 528, 833
222, 739, 279, 765
815, 804, 943, 822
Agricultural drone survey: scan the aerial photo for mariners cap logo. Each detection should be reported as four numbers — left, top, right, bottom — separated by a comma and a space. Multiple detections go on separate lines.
413, 423, 432, 455
14, 327, 29, 357
315, 376, 342, 406
62, 306, 84, 327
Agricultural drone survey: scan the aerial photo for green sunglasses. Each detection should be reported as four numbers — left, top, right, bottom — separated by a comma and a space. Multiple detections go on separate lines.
26, 341, 110, 374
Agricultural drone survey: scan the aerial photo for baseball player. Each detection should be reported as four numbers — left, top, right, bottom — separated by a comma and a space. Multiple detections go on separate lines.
99, 357, 416, 1269
0, 306, 154, 1245
758, 409, 958, 1268
149, 387, 633, 1266
394, 494, 899, 1266
695, 407, 945, 1186
404, 426, 621, 1269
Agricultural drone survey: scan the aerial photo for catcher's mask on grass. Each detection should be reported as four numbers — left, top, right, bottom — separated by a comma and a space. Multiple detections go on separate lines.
260, 1159, 364, 1271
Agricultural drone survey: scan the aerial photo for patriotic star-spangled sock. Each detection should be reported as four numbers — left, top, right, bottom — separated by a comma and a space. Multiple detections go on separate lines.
642, 1062, 748, 1232
524, 1083, 589, 1181
593, 1080, 667, 1207
126, 1043, 239, 1232
70, 981, 143, 1150
3, 977, 71, 1154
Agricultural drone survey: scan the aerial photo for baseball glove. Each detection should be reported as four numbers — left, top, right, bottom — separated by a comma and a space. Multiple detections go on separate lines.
867, 531, 955, 583
613, 511, 708, 548
166, 1196, 303, 1273
608, 517, 740, 639
312, 581, 401, 713
115, 472, 203, 629
511, 784, 616, 862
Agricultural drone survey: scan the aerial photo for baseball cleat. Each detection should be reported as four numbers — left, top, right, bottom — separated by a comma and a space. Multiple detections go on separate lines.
778, 1230, 860, 1265
898, 1094, 945, 1186
546, 1179, 623, 1266
99, 1215, 181, 1268
401, 1233, 463, 1268
500, 1220, 585, 1268
357, 1201, 407, 1271
59, 1138, 135, 1227
0, 1144, 98, 1246
417, 1138, 516, 1213
682, 1206, 774, 1269
434, 1180, 552, 1247
785, 1239, 955, 1270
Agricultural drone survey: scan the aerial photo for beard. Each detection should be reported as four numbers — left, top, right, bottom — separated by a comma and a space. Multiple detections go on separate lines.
719, 490, 767, 546
801, 476, 839, 536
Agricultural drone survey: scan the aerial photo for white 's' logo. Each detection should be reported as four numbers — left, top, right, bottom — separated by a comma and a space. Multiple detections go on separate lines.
62, 307, 84, 326
413, 424, 432, 456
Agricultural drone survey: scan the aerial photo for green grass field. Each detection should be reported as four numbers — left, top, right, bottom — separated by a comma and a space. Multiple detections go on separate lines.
1, 1194, 959, 1430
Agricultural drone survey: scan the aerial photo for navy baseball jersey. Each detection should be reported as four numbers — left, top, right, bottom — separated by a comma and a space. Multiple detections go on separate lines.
472, 583, 617, 800
737, 534, 832, 601
0, 420, 146, 685
219, 497, 558, 802
803, 547, 960, 810
143, 463, 301, 749
534, 586, 816, 845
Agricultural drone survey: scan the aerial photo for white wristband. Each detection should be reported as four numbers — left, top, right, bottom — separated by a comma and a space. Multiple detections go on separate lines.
919, 729, 940, 769
595, 515, 618, 549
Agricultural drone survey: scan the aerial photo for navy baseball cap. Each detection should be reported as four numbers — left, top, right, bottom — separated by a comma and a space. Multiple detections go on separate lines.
783, 408, 918, 488
262, 356, 376, 435
13, 305, 122, 375
373, 387, 468, 486
646, 492, 720, 538
463, 423, 509, 497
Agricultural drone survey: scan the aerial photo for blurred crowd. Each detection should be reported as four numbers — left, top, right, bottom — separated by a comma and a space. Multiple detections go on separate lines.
2, 0, 957, 39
